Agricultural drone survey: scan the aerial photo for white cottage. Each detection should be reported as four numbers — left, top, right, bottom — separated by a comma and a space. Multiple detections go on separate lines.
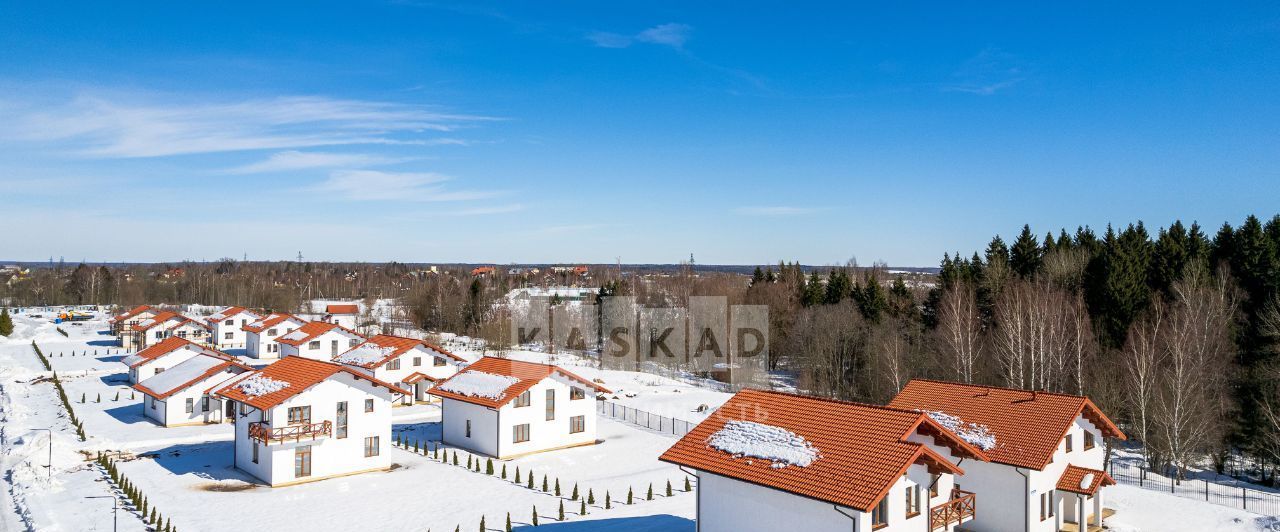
889, 380, 1127, 532
429, 357, 609, 459
109, 305, 156, 338
133, 352, 252, 426
322, 304, 360, 329
129, 311, 211, 350
242, 313, 307, 359
276, 321, 364, 361
122, 336, 227, 385
206, 306, 261, 349
213, 356, 408, 487
332, 335, 467, 404
660, 389, 991, 532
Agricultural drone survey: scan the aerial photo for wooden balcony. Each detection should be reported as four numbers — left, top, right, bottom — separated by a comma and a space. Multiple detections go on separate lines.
249, 420, 331, 445
931, 489, 976, 530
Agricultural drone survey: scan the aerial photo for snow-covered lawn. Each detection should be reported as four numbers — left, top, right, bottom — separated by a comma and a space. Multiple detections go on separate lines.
1107, 484, 1279, 531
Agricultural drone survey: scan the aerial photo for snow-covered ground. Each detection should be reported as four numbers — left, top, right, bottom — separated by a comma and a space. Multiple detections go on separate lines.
1107, 484, 1279, 531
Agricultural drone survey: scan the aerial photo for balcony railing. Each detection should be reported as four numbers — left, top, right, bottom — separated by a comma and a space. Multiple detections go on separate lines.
249, 420, 331, 445
931, 489, 976, 530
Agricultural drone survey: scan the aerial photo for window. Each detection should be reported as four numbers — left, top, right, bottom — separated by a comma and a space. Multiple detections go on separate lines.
433, 356, 446, 367
570, 387, 586, 400
871, 497, 888, 529
929, 473, 940, 497
1040, 492, 1050, 521
295, 445, 312, 478
269, 343, 278, 353
513, 423, 531, 443
514, 391, 531, 408
287, 406, 311, 425
1047, 489, 1055, 517
466, 419, 472, 438
224, 332, 234, 340
150, 397, 156, 410
336, 401, 348, 439
309, 340, 321, 350
268, 328, 277, 336
546, 389, 556, 421
185, 398, 194, 414
239, 401, 248, 415
224, 319, 233, 326
364, 436, 380, 457
365, 398, 374, 412
413, 357, 421, 367
1084, 431, 1095, 450
202, 397, 210, 412
905, 484, 921, 517
252, 442, 259, 464
387, 358, 401, 371
570, 415, 585, 434
154, 367, 165, 375
1065, 434, 1073, 453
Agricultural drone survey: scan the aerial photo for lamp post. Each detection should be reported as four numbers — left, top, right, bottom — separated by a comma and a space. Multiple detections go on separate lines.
85, 495, 118, 532
27, 428, 51, 480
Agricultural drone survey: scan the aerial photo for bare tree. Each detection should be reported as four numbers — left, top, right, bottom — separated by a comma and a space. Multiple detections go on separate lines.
1123, 301, 1164, 467
936, 283, 982, 383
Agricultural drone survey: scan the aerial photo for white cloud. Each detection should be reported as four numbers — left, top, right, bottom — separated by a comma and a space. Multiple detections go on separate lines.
1, 92, 495, 158
315, 170, 502, 202
734, 206, 823, 216
588, 23, 692, 49
942, 48, 1026, 95
226, 150, 408, 174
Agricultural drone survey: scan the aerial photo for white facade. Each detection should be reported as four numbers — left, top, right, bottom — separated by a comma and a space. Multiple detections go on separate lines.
209, 308, 260, 348
343, 345, 464, 404
439, 373, 599, 459
126, 346, 204, 385
281, 329, 364, 360
324, 313, 358, 329
244, 316, 306, 359
139, 364, 248, 427
137, 319, 210, 349
228, 373, 400, 487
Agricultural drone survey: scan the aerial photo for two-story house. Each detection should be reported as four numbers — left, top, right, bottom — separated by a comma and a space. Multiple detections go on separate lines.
429, 357, 609, 459
322, 304, 360, 329
129, 311, 211, 350
332, 335, 467, 404
122, 336, 227, 385
242, 313, 307, 359
206, 306, 261, 348
109, 305, 155, 337
888, 379, 1126, 532
660, 389, 990, 532
275, 321, 363, 361
213, 356, 407, 487
133, 352, 253, 426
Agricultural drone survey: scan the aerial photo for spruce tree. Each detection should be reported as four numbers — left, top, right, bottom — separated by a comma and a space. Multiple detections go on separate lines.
527, 473, 534, 490
541, 474, 548, 492
1009, 224, 1043, 278
501, 463, 507, 479
558, 500, 564, 521
532, 506, 538, 526
580, 499, 587, 515
605, 492, 612, 509
571, 483, 579, 500
684, 476, 692, 492
81, 392, 86, 403
666, 479, 672, 496
587, 488, 595, 505
453, 452, 459, 466
0, 308, 12, 337
467, 455, 472, 469
479, 515, 485, 532
554, 478, 560, 496
515, 467, 521, 484
627, 487, 634, 504
647, 483, 653, 500
505, 512, 512, 532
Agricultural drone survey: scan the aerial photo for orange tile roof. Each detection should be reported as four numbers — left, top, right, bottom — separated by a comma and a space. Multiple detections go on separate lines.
125, 336, 202, 368
659, 389, 989, 512
1056, 464, 1115, 496
471, 266, 495, 275
326, 304, 359, 315
334, 334, 465, 369
887, 379, 1126, 471
132, 310, 180, 331
428, 356, 610, 408
133, 356, 253, 400
242, 313, 302, 333
275, 321, 361, 346
403, 372, 437, 384
214, 356, 409, 410
110, 305, 152, 324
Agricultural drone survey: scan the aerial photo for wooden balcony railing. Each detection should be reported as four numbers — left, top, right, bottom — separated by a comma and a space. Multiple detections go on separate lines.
931, 489, 976, 530
249, 420, 331, 445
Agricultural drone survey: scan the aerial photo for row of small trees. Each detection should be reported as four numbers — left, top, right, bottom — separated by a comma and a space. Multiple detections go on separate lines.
97, 453, 176, 532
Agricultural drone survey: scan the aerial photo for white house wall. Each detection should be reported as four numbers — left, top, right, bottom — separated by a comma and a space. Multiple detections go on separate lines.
441, 398, 500, 457
129, 348, 202, 384
211, 311, 257, 348
695, 472, 867, 532
494, 374, 597, 458
284, 330, 363, 361
363, 346, 462, 404
245, 320, 303, 359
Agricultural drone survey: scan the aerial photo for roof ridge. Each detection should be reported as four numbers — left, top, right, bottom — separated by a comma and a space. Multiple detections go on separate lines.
738, 388, 928, 416
906, 378, 1089, 401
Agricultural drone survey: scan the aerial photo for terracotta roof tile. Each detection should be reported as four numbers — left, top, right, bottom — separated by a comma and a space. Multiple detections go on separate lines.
887, 379, 1126, 470
334, 334, 465, 369
428, 356, 609, 408
132, 311, 181, 331
275, 321, 361, 346
659, 389, 989, 512
110, 305, 151, 324
326, 304, 359, 315
1056, 464, 1115, 496
124, 337, 221, 368
214, 356, 408, 410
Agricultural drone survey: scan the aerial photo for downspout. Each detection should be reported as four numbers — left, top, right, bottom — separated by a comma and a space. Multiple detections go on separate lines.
1015, 467, 1031, 532
832, 505, 859, 532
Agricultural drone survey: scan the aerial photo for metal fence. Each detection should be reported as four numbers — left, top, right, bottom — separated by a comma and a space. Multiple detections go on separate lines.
597, 400, 696, 438
1109, 459, 1280, 516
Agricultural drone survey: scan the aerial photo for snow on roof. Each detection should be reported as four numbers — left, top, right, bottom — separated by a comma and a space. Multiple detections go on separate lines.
1080, 473, 1094, 490
924, 410, 997, 451
235, 375, 289, 398
137, 318, 156, 328
436, 370, 520, 400
706, 420, 820, 468
334, 345, 395, 366
281, 330, 310, 342
136, 355, 227, 396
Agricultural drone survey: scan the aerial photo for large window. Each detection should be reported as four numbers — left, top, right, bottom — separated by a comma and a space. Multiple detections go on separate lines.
224, 332, 234, 340
1084, 431, 1095, 450
288, 406, 311, 425
905, 485, 921, 517
185, 398, 194, 414
569, 415, 585, 434
336, 401, 348, 439
513, 423, 530, 443
570, 387, 586, 400
413, 357, 421, 367
224, 319, 234, 326
871, 497, 888, 529
387, 358, 400, 370
514, 391, 531, 408
364, 436, 380, 457
308, 340, 321, 350
295, 445, 312, 478
546, 389, 556, 420
929, 473, 940, 497
434, 356, 446, 367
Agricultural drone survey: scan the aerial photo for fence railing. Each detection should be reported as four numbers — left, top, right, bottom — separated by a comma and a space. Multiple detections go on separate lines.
1109, 459, 1280, 516
597, 400, 696, 438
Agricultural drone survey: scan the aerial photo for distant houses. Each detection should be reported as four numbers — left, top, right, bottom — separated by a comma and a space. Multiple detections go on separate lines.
122, 336, 226, 385
127, 310, 211, 350
332, 334, 467, 404
660, 389, 989, 532
213, 356, 408, 487
429, 356, 609, 459
276, 321, 364, 360
133, 351, 253, 427
109, 305, 156, 337
242, 313, 307, 359
206, 306, 262, 348
322, 304, 359, 329
887, 380, 1125, 532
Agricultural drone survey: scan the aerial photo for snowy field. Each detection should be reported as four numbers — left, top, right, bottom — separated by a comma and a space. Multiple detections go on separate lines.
2, 307, 1277, 531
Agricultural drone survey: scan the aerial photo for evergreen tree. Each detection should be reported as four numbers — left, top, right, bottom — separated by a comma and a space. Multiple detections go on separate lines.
515, 467, 521, 484
580, 499, 587, 516
800, 272, 825, 307
532, 506, 538, 527
646, 483, 653, 500
479, 515, 485, 532
542, 474, 548, 492
486, 458, 494, 475
0, 308, 13, 337
627, 486, 634, 504
1009, 224, 1043, 278
853, 271, 888, 322
605, 492, 612, 509
452, 452, 458, 466
501, 463, 507, 479
684, 477, 692, 492
587, 488, 595, 505
824, 269, 852, 305
558, 500, 564, 521
466, 455, 472, 469
527, 473, 534, 490
554, 478, 560, 496
666, 479, 673, 496
750, 266, 765, 287
571, 483, 579, 500
506, 512, 512, 532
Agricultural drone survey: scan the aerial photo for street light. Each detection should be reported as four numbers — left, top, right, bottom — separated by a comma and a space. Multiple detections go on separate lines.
85, 495, 118, 532
27, 428, 51, 480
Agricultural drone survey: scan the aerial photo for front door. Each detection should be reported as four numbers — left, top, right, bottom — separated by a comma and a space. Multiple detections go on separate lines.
224, 399, 234, 421
295, 445, 312, 478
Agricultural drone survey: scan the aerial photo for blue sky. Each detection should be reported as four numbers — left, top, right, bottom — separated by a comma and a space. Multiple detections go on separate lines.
2, 2, 1278, 266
